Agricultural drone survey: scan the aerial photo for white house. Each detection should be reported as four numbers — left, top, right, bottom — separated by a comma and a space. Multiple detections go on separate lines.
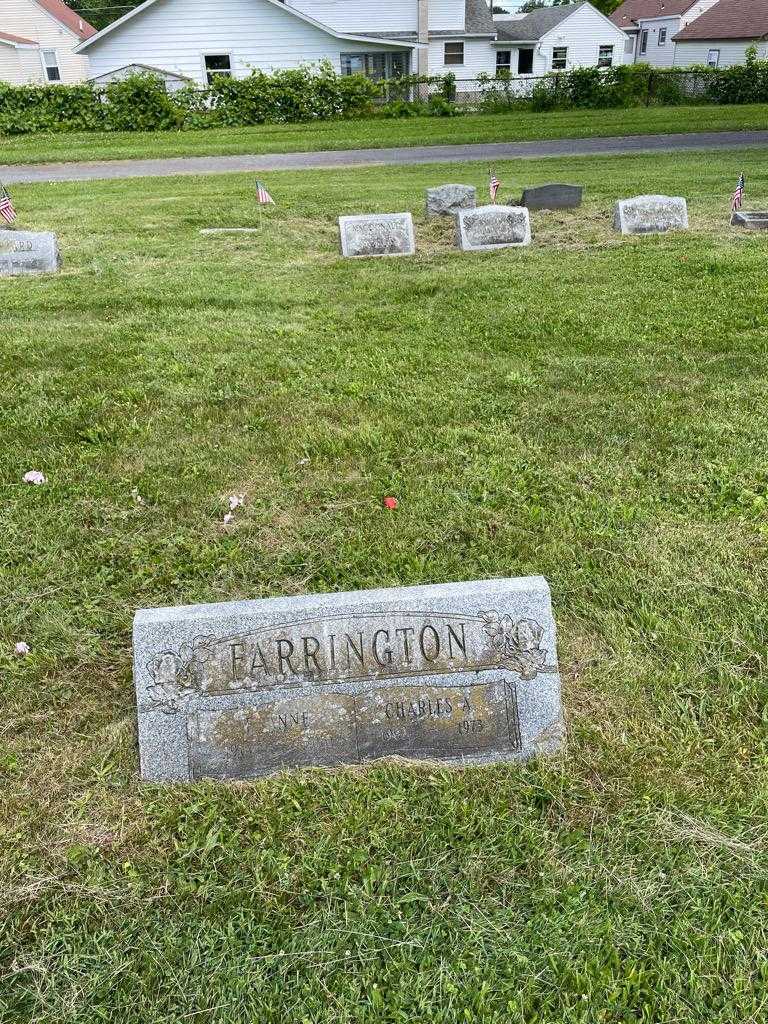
0, 0, 95, 85
493, 3, 630, 77
75, 0, 631, 87
673, 0, 768, 67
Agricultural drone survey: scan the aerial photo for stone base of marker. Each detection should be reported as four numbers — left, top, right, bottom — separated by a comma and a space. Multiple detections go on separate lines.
455, 205, 531, 252
520, 184, 583, 211
0, 229, 60, 276
613, 195, 688, 235
339, 213, 415, 258
133, 577, 564, 782
730, 210, 768, 230
426, 184, 476, 218
200, 228, 262, 235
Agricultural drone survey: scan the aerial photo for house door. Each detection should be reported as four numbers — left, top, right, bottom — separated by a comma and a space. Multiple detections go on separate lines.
518, 48, 534, 74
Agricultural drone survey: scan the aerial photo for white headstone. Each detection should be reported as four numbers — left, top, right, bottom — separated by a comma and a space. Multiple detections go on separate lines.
339, 213, 415, 258
0, 230, 60, 276
613, 195, 688, 235
455, 205, 531, 252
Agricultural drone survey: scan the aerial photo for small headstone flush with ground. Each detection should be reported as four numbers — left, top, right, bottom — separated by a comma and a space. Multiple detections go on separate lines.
338, 213, 416, 258
133, 577, 564, 781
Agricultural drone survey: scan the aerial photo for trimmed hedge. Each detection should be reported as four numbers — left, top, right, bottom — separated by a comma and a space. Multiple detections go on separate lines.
3, 57, 768, 136
0, 63, 385, 135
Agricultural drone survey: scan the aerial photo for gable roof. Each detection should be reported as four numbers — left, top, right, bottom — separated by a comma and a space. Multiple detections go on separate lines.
77, 0, 425, 51
465, 0, 496, 35
33, 0, 96, 39
0, 30, 38, 46
674, 0, 768, 40
610, 1, 698, 29
496, 3, 588, 41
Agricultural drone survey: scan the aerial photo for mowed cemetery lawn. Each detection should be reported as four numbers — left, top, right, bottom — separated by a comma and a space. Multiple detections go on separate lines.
2, 150, 767, 1023
2, 101, 768, 165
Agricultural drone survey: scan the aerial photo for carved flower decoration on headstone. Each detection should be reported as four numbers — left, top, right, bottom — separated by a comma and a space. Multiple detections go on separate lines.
146, 636, 217, 714
479, 611, 547, 680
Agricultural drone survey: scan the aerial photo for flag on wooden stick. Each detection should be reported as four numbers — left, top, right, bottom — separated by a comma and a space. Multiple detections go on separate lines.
256, 180, 275, 205
731, 172, 745, 212
0, 183, 17, 226
489, 168, 500, 204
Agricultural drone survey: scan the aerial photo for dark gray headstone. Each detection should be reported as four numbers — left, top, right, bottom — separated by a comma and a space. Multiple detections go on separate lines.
520, 184, 583, 210
0, 230, 60, 276
339, 213, 415, 258
426, 183, 476, 217
455, 205, 531, 251
730, 210, 768, 230
133, 577, 564, 781
613, 195, 688, 235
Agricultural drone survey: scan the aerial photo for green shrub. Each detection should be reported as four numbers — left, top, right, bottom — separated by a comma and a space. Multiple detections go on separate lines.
103, 74, 181, 131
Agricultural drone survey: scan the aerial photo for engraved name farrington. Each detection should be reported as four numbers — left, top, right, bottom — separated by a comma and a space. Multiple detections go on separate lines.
146, 609, 551, 714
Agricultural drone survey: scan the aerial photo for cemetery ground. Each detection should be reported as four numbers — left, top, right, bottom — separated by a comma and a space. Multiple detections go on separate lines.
2, 101, 768, 166
2, 148, 767, 1023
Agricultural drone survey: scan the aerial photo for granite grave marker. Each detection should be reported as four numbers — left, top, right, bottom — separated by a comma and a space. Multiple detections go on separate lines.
455, 205, 531, 252
0, 230, 60, 277
339, 213, 415, 258
730, 210, 768, 230
133, 577, 564, 781
613, 195, 688, 235
426, 184, 476, 218
520, 184, 583, 211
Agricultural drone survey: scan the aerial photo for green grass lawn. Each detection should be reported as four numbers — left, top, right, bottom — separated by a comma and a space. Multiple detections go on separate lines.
2, 150, 767, 1023
2, 102, 768, 165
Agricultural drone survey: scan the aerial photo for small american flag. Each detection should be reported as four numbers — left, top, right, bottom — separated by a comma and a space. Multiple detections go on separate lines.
256, 180, 275, 205
489, 170, 500, 204
731, 172, 745, 212
0, 184, 17, 225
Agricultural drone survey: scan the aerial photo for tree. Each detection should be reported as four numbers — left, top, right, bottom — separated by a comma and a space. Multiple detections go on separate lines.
518, 0, 622, 12
63, 1, 142, 31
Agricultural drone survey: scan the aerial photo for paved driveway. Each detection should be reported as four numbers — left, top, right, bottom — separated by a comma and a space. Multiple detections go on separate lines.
3, 130, 768, 183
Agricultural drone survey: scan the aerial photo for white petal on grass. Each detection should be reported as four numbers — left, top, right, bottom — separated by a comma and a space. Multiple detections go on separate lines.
14, 642, 30, 656
22, 471, 47, 486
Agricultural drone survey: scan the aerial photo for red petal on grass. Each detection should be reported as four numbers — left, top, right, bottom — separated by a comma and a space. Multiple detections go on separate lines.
383, 496, 399, 509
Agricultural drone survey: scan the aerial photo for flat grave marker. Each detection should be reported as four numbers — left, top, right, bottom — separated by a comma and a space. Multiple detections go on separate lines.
730, 210, 768, 230
520, 184, 583, 211
133, 577, 564, 781
0, 230, 60, 276
455, 205, 531, 252
613, 195, 688, 235
339, 213, 415, 258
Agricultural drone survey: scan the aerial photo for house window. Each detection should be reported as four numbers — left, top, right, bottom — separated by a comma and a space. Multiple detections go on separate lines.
41, 49, 61, 82
707, 48, 720, 67
203, 54, 232, 84
598, 45, 614, 67
552, 46, 567, 71
640, 30, 648, 54
340, 52, 409, 80
518, 47, 534, 74
496, 50, 511, 74
444, 42, 464, 66
658, 27, 667, 45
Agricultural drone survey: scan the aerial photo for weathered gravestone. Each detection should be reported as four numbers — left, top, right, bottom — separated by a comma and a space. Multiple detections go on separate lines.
426, 183, 476, 218
520, 184, 583, 211
613, 195, 688, 235
0, 230, 60, 276
339, 213, 415, 258
133, 577, 564, 781
455, 205, 531, 252
730, 210, 768, 230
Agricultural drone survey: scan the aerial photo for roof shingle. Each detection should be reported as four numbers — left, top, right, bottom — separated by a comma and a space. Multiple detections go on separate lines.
674, 0, 768, 41
609, 1, 698, 29
496, 2, 586, 42
33, 0, 96, 40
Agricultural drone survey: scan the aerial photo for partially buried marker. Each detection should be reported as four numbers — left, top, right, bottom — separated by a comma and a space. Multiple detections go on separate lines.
133, 577, 564, 781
